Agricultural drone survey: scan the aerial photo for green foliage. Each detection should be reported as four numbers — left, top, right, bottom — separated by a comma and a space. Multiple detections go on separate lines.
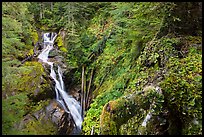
84, 3, 202, 134
59, 47, 68, 53
160, 47, 202, 134
82, 3, 171, 135
2, 92, 29, 135
2, 2, 35, 59
82, 89, 123, 135
54, 34, 68, 53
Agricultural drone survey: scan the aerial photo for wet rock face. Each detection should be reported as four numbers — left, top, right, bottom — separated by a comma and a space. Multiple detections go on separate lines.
48, 49, 60, 58
45, 100, 65, 125
57, 113, 75, 135
18, 99, 76, 135
67, 85, 81, 102
63, 68, 79, 90
45, 100, 75, 135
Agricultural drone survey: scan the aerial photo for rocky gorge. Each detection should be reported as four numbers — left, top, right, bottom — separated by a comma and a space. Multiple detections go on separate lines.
2, 2, 202, 135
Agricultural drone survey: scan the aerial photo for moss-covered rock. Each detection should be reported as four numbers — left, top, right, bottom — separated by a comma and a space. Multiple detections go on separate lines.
2, 61, 51, 98
2, 61, 55, 135
18, 61, 53, 101
9, 99, 57, 135
18, 99, 75, 135
21, 115, 57, 135
100, 86, 165, 135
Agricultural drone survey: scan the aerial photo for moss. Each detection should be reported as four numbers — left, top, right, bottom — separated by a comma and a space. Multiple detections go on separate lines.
30, 29, 39, 44
82, 57, 131, 135
2, 61, 51, 101
119, 112, 144, 135
82, 88, 123, 135
100, 102, 118, 135
182, 118, 202, 135
17, 62, 45, 93
59, 47, 68, 53
39, 25, 48, 31
55, 34, 68, 53
100, 86, 165, 135
23, 61, 52, 100
56, 34, 64, 47
2, 97, 55, 135
27, 49, 34, 56
29, 99, 50, 113
2, 61, 54, 135
84, 29, 201, 134
96, 35, 201, 135
22, 117, 57, 135
16, 52, 25, 60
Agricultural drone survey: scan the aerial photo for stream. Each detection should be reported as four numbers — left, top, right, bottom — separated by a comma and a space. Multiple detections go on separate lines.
37, 32, 83, 134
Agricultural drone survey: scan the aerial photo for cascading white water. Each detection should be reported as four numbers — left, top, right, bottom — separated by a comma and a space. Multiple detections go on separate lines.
38, 32, 83, 134
141, 112, 152, 127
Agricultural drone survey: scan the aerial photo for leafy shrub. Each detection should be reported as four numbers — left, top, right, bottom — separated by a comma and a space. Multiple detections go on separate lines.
82, 89, 123, 135
160, 47, 202, 134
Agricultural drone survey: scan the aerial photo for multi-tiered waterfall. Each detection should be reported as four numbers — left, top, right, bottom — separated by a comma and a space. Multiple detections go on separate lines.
38, 32, 83, 134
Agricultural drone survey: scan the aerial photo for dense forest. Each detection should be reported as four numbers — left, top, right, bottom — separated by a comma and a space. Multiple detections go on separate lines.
2, 2, 202, 135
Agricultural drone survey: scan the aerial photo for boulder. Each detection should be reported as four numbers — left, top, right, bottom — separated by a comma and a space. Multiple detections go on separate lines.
17, 99, 76, 135
100, 86, 167, 135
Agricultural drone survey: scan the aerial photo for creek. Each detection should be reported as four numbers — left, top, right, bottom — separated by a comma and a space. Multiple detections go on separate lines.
38, 32, 83, 134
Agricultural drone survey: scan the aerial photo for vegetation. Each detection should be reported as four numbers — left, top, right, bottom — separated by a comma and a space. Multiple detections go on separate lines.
2, 2, 202, 135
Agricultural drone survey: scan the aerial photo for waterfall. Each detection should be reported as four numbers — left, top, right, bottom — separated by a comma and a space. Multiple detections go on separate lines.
38, 32, 82, 134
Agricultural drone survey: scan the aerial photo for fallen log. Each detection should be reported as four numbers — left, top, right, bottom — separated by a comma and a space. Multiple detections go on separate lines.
21, 55, 33, 64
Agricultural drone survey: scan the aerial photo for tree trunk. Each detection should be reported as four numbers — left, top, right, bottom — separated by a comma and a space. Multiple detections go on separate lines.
86, 69, 94, 110
40, 3, 43, 19
81, 65, 85, 119
83, 67, 86, 118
